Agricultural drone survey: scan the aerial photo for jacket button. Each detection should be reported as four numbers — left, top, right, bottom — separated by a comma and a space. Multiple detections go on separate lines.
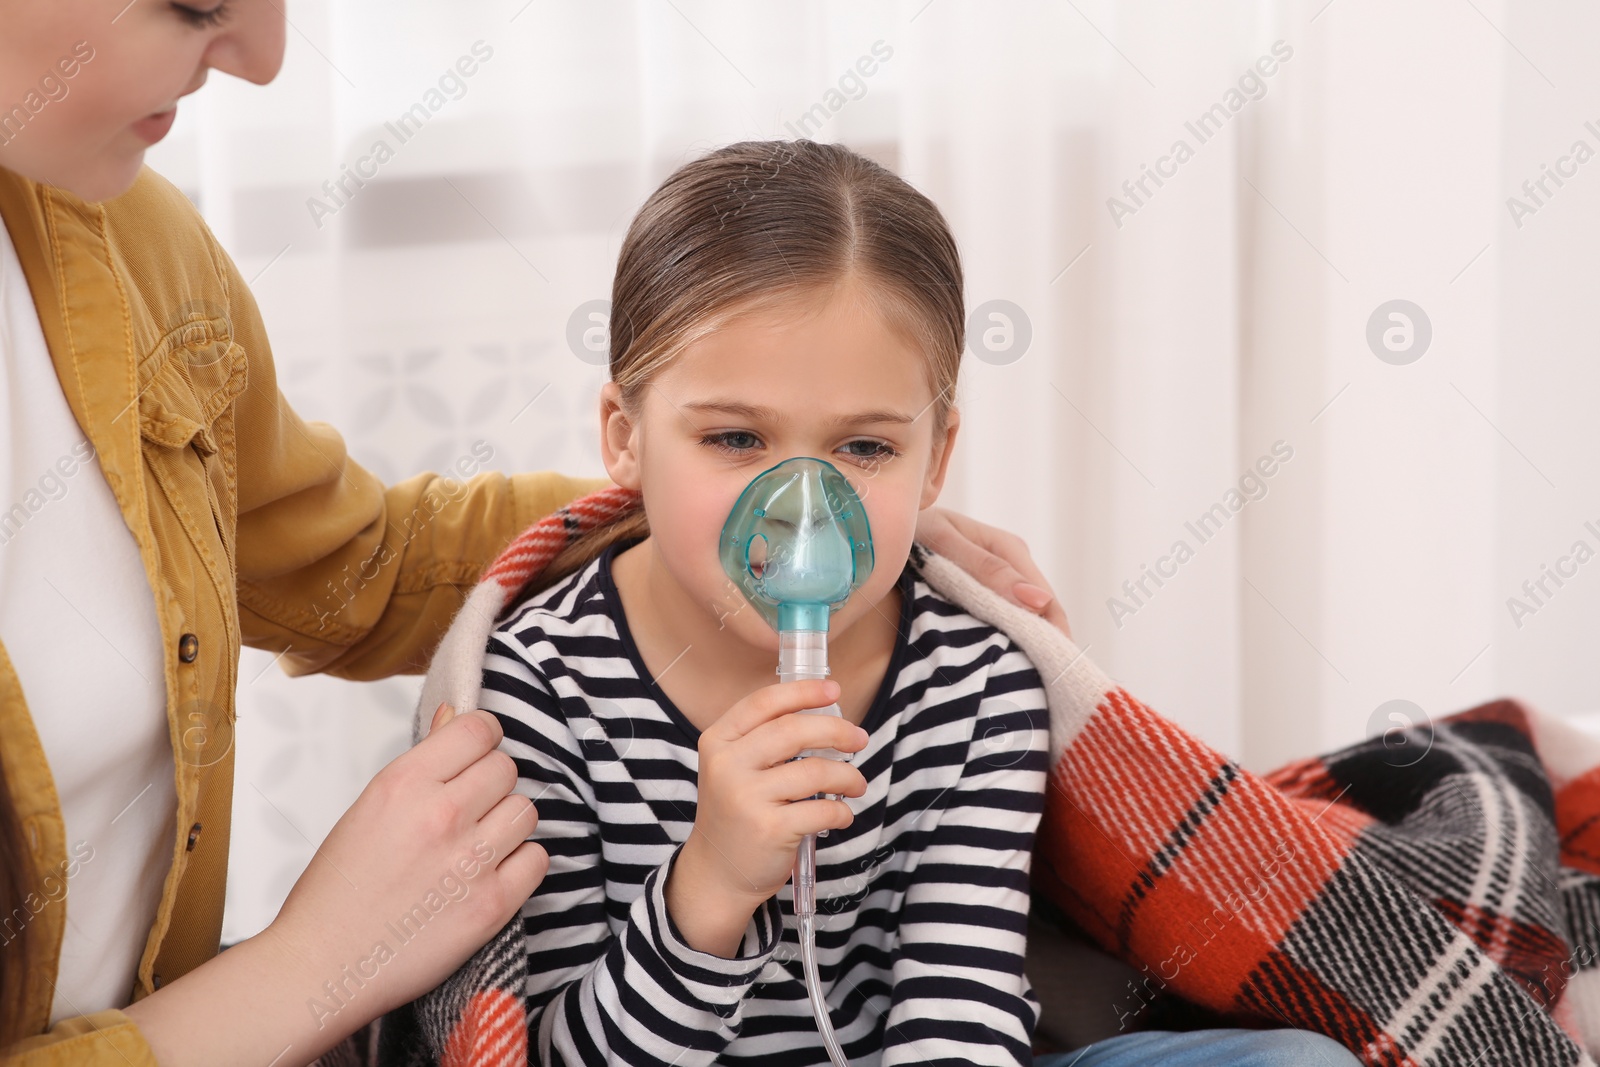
152, 974, 162, 989
178, 633, 199, 663
186, 823, 202, 851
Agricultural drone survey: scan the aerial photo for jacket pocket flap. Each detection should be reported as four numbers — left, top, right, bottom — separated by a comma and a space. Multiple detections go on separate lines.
137, 317, 249, 452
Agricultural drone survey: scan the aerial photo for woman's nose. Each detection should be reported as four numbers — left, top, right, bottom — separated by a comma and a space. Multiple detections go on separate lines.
204, 0, 289, 87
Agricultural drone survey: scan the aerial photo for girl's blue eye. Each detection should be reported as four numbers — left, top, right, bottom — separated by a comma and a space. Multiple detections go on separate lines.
840, 439, 899, 463
698, 432, 899, 464
700, 431, 762, 454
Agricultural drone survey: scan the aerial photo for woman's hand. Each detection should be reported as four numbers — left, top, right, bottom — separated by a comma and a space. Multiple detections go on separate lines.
915, 507, 1073, 637
666, 679, 868, 957
263, 703, 549, 1008
122, 703, 549, 1067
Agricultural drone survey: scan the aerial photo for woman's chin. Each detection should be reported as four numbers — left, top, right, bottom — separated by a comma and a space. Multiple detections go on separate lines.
49, 147, 147, 204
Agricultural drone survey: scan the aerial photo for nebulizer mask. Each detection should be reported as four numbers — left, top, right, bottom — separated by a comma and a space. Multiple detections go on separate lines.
720, 457, 873, 1067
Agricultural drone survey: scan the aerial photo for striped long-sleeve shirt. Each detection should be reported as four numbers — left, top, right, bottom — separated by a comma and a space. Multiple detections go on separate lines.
479, 539, 1050, 1066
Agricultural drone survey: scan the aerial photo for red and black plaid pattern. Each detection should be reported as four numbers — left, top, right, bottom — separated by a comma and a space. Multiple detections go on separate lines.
1045, 688, 1597, 1065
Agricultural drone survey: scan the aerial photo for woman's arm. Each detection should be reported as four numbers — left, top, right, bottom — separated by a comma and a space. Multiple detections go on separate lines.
477, 633, 785, 1067
880, 648, 1051, 1067
109, 706, 547, 1067
196, 216, 608, 681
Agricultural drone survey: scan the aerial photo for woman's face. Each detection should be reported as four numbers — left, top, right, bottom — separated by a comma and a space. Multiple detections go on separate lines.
0, 0, 284, 202
599, 279, 961, 652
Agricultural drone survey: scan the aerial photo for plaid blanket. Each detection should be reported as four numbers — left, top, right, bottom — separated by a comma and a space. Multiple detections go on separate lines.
315, 489, 1600, 1066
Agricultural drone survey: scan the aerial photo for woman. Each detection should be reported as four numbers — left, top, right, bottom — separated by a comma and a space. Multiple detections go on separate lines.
0, 3, 1069, 1064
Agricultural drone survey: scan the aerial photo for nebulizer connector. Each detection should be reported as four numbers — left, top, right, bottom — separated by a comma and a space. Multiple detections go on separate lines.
720, 457, 873, 1067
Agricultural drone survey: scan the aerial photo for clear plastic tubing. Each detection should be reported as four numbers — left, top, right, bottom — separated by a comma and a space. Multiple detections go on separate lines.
780, 628, 851, 1067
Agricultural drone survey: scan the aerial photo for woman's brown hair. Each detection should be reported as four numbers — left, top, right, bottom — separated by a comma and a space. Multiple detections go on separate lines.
0, 757, 36, 1049
535, 138, 966, 594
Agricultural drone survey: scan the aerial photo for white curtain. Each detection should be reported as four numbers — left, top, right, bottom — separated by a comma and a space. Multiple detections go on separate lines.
141, 0, 1600, 945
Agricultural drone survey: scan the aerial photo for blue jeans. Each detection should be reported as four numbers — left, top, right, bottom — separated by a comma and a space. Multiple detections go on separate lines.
1035, 1028, 1363, 1066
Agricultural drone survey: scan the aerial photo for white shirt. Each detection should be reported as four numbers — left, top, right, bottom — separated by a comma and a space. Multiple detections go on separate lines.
0, 216, 174, 1024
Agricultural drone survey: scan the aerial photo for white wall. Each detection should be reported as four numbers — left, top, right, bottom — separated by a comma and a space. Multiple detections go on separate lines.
138, 0, 1600, 943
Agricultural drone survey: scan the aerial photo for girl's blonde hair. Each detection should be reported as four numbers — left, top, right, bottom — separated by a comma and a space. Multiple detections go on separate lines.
537, 139, 965, 591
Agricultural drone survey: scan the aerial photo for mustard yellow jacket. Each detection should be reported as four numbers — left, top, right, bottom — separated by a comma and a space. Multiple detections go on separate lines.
0, 167, 604, 1064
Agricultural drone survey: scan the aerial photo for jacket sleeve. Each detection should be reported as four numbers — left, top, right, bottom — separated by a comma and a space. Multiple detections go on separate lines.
215, 234, 608, 681
0, 1010, 160, 1066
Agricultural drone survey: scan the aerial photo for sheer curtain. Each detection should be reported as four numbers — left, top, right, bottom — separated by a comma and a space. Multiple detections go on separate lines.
140, 0, 1599, 945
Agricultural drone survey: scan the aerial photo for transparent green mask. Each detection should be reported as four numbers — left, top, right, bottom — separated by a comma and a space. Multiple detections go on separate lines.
718, 457, 875, 632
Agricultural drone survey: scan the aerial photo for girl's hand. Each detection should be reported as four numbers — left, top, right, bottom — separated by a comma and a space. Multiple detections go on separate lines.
915, 506, 1073, 637
666, 679, 868, 957
123, 703, 550, 1067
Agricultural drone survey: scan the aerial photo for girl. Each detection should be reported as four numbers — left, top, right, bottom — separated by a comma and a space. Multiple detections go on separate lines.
478, 139, 1051, 1066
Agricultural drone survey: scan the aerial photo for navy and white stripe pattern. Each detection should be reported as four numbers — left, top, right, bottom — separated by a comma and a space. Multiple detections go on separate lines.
478, 540, 1050, 1066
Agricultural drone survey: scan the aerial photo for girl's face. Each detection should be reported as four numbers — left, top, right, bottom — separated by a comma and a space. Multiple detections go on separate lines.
0, 0, 284, 202
599, 278, 961, 652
